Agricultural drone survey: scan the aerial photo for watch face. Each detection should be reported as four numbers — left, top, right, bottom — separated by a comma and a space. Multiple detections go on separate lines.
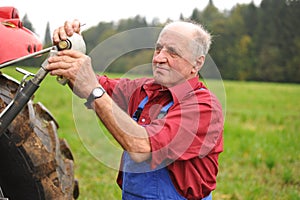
92, 87, 104, 97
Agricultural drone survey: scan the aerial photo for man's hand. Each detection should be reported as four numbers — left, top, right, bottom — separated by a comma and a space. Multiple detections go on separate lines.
52, 19, 82, 44
46, 50, 99, 99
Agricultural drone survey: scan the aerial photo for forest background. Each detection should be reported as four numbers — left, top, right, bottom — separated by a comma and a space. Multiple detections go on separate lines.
20, 0, 300, 83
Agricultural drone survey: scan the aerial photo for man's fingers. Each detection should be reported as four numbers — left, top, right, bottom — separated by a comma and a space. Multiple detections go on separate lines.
48, 68, 65, 76
52, 26, 69, 43
64, 21, 75, 36
55, 50, 83, 59
47, 59, 70, 72
46, 50, 85, 71
72, 19, 81, 34
52, 28, 61, 44
57, 50, 84, 61
53, 20, 81, 44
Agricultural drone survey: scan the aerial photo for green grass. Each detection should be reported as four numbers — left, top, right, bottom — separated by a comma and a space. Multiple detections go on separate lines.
1, 67, 299, 200
216, 81, 300, 200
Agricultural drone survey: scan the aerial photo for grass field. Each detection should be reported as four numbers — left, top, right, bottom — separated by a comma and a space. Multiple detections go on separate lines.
1, 67, 299, 200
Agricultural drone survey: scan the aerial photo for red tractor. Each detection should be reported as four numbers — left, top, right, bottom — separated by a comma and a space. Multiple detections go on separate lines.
0, 7, 79, 200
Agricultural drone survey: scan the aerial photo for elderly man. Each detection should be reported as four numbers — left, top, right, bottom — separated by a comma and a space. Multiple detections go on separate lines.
47, 20, 223, 200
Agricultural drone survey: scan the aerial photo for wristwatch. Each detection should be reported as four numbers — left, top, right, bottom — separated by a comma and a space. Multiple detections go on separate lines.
84, 86, 106, 109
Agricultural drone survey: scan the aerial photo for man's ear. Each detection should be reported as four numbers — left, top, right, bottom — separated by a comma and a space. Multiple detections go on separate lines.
193, 55, 205, 73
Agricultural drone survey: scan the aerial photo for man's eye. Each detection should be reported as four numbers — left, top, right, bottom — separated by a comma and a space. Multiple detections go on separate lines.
154, 44, 180, 58
167, 47, 180, 57
155, 44, 163, 52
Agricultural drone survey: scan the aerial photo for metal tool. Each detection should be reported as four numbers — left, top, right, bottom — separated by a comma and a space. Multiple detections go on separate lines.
0, 46, 53, 69
0, 33, 86, 135
0, 33, 86, 85
0, 41, 70, 69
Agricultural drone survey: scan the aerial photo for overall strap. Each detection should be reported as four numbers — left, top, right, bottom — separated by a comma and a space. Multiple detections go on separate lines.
157, 101, 174, 119
132, 96, 173, 122
133, 87, 205, 122
132, 96, 148, 121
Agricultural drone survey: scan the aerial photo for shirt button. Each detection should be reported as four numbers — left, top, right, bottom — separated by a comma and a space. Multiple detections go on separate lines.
141, 118, 146, 122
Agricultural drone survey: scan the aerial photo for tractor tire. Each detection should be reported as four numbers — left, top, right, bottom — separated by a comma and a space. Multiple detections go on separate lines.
0, 73, 79, 200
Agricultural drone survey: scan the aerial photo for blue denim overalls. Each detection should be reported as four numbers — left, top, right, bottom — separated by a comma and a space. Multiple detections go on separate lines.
122, 96, 212, 200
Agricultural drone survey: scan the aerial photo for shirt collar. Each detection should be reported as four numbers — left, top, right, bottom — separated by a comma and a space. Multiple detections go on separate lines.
143, 77, 204, 103
168, 76, 203, 103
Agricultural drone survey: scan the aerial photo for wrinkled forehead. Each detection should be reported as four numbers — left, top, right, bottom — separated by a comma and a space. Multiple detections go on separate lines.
157, 28, 194, 46
157, 27, 196, 48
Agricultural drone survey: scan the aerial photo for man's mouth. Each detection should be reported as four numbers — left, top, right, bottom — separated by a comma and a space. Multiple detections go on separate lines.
155, 64, 169, 72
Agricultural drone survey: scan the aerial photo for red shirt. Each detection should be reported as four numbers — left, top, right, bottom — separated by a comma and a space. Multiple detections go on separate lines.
98, 75, 224, 199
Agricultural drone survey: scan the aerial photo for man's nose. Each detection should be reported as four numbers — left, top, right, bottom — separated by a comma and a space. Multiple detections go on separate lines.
153, 49, 168, 63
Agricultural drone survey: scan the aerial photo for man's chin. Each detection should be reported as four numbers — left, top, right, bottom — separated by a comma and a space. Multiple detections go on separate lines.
153, 77, 170, 88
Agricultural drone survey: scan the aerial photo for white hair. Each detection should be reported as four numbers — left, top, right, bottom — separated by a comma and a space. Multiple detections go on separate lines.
164, 21, 212, 56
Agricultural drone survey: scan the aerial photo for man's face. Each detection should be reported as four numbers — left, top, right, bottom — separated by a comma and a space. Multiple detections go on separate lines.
152, 28, 198, 88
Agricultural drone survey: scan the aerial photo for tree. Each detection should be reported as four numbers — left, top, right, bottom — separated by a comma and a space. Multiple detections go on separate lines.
283, 0, 300, 82
255, 0, 297, 82
117, 15, 148, 32
179, 13, 185, 21
43, 22, 52, 47
22, 14, 35, 33
82, 21, 115, 53
200, 0, 223, 27
190, 8, 201, 22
